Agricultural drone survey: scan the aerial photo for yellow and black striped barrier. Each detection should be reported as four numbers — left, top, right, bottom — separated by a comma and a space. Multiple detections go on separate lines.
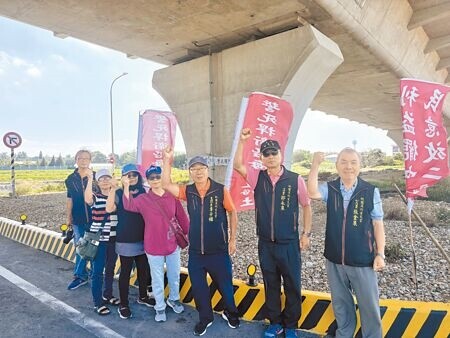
1, 217, 449, 337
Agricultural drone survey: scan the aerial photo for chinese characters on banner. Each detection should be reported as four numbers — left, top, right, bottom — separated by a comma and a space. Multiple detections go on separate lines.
137, 110, 177, 175
400, 79, 450, 201
226, 93, 294, 211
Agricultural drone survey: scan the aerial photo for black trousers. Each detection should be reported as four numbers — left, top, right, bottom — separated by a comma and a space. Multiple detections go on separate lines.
118, 253, 150, 307
258, 239, 302, 329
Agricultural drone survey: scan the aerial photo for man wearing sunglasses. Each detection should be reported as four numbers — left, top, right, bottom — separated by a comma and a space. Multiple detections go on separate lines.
233, 128, 312, 338
162, 149, 240, 336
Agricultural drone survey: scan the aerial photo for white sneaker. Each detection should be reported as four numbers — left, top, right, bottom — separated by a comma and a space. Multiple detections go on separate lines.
155, 309, 166, 322
166, 299, 184, 314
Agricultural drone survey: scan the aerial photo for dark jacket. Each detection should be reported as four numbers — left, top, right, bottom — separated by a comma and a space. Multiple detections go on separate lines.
65, 169, 91, 225
115, 188, 146, 243
324, 178, 375, 267
254, 167, 299, 243
186, 179, 228, 254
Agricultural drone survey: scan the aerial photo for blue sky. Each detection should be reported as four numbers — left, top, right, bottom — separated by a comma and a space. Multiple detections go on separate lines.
0, 16, 396, 158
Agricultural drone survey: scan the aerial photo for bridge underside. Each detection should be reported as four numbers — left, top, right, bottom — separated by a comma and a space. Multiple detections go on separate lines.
1, 0, 449, 155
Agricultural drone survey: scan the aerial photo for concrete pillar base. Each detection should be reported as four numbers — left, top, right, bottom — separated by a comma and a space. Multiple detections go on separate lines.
153, 25, 343, 182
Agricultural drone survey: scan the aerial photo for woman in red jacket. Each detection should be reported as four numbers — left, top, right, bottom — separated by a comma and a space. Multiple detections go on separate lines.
122, 165, 189, 323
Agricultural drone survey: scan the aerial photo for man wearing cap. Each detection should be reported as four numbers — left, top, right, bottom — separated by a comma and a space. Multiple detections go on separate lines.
233, 128, 312, 338
162, 148, 240, 336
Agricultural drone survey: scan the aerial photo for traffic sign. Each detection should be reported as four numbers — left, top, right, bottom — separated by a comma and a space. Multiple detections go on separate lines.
3, 132, 22, 149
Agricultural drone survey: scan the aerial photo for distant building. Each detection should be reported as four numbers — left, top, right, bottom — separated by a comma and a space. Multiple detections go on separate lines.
392, 145, 400, 154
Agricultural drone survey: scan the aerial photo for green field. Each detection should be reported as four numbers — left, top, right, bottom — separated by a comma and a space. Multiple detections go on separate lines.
0, 159, 405, 197
0, 168, 190, 196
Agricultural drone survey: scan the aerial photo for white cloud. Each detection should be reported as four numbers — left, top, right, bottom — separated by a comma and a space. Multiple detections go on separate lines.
12, 57, 26, 67
26, 66, 42, 77
0, 51, 43, 78
49, 54, 78, 72
50, 54, 64, 62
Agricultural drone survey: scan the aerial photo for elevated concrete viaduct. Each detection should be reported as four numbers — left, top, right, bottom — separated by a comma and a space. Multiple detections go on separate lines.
1, 0, 449, 180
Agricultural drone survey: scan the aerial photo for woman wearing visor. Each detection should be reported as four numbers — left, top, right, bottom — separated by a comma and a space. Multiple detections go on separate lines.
122, 165, 189, 323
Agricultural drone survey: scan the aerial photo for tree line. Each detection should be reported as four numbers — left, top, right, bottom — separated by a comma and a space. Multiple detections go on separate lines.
0, 150, 189, 169
0, 148, 403, 169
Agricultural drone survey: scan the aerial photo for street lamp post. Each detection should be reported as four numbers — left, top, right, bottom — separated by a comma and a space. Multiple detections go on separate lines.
109, 72, 128, 169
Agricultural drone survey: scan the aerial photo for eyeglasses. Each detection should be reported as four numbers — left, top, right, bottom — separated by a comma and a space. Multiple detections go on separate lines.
189, 166, 207, 173
147, 174, 161, 181
98, 177, 111, 182
127, 173, 138, 178
77, 157, 90, 161
262, 149, 279, 157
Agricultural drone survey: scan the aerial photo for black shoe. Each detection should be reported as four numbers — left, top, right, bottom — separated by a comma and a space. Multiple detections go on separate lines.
102, 296, 120, 306
137, 296, 155, 307
221, 310, 240, 329
118, 306, 132, 319
193, 321, 213, 336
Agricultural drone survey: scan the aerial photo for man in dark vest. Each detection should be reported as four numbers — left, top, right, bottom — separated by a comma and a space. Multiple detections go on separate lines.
162, 148, 240, 336
233, 128, 312, 338
308, 148, 385, 338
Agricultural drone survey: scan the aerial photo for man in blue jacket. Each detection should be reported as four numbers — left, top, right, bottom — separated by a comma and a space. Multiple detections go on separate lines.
308, 148, 386, 338
65, 150, 93, 290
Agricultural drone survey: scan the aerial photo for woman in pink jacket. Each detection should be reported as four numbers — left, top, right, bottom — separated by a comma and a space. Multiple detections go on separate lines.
122, 165, 189, 323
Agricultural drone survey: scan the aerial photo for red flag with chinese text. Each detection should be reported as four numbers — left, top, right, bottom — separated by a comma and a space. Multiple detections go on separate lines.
226, 93, 294, 211
400, 79, 450, 199
137, 110, 177, 176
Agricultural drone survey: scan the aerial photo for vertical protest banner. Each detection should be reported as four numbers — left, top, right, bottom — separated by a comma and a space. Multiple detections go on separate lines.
400, 79, 450, 202
137, 110, 177, 175
399, 79, 450, 284
225, 92, 294, 211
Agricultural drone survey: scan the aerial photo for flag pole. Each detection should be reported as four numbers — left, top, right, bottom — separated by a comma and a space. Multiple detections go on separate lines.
394, 184, 450, 265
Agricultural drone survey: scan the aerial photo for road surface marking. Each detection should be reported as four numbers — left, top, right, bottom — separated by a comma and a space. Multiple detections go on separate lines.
0, 264, 125, 338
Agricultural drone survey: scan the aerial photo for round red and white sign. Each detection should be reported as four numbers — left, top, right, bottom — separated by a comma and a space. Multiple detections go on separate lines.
3, 132, 22, 149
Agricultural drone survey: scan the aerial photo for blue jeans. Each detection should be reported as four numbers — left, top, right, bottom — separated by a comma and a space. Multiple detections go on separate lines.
147, 247, 181, 311
188, 251, 238, 323
103, 241, 118, 300
90, 241, 117, 307
73, 223, 89, 281
91, 241, 107, 307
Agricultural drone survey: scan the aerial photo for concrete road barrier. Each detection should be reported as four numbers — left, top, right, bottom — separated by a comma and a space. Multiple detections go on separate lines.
1, 217, 448, 337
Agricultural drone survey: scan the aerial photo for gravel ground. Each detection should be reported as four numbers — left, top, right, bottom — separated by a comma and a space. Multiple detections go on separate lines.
1, 192, 448, 303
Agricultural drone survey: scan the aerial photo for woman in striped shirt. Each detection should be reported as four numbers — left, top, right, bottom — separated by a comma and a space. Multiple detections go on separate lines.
84, 168, 119, 315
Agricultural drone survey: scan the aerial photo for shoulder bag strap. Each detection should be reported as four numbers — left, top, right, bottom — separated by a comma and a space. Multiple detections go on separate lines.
153, 197, 177, 234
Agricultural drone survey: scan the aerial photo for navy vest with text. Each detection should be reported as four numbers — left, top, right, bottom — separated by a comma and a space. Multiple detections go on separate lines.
186, 179, 228, 254
254, 167, 299, 243
325, 178, 375, 267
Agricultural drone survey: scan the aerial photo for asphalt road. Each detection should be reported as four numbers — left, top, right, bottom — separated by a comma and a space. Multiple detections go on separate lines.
0, 235, 320, 338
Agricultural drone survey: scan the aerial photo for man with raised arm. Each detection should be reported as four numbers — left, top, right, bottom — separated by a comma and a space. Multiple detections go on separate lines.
233, 128, 312, 338
307, 149, 385, 338
162, 148, 240, 336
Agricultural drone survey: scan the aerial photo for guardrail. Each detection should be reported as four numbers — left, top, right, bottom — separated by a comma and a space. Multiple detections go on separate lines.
0, 217, 448, 337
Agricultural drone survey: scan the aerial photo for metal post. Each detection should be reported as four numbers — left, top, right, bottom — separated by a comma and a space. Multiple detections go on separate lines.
109, 72, 128, 170
11, 148, 16, 198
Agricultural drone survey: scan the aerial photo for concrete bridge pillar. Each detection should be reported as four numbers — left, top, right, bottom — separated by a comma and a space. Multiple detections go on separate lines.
153, 25, 343, 182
